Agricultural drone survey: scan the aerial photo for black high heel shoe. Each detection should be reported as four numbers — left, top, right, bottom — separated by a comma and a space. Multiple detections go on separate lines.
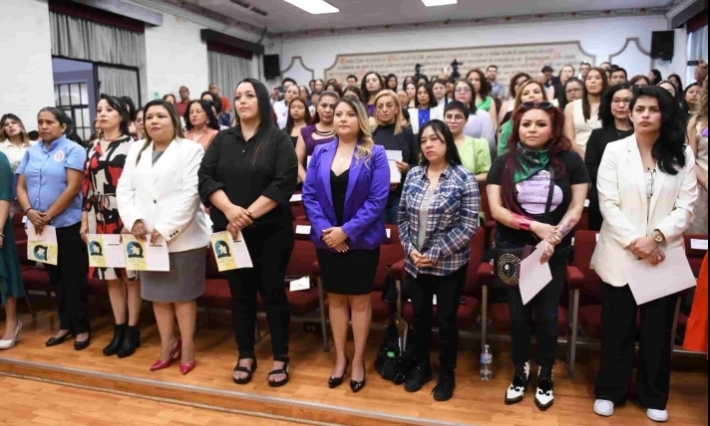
350, 362, 366, 393
46, 331, 72, 347
74, 333, 91, 351
328, 357, 350, 389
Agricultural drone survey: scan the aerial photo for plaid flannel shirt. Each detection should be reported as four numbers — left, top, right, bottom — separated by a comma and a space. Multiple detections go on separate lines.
398, 164, 480, 277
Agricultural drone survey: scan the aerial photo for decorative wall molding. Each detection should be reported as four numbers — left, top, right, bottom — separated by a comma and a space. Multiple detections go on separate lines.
609, 37, 653, 78
272, 7, 671, 39
281, 56, 315, 81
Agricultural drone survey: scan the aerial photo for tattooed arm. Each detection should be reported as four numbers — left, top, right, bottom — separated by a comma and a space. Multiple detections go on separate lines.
550, 183, 589, 244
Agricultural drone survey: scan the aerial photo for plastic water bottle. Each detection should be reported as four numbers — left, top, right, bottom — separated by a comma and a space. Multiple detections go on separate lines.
480, 345, 493, 381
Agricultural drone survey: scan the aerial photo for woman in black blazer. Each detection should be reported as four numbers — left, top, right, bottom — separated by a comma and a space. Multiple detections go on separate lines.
585, 83, 635, 231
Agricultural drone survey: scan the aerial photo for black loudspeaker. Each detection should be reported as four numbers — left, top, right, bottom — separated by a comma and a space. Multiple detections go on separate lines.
264, 54, 281, 80
651, 31, 675, 60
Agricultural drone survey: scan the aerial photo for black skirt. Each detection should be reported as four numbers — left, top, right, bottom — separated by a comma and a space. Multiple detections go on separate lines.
316, 248, 380, 296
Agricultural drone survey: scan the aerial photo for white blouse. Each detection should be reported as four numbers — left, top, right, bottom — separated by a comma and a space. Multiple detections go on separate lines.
0, 140, 33, 172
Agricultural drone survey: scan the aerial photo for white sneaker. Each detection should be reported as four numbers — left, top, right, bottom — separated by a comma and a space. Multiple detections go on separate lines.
593, 400, 615, 417
505, 362, 530, 405
0, 320, 22, 350
534, 367, 554, 411
646, 409, 669, 423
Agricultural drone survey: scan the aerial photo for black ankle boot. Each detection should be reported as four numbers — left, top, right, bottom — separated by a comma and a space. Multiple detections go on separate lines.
117, 325, 141, 358
103, 324, 126, 356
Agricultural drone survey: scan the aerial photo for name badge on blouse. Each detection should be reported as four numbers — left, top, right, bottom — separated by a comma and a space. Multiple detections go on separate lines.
54, 151, 65, 162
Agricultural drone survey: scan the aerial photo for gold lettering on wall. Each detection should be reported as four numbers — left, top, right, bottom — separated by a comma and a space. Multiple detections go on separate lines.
324, 42, 596, 85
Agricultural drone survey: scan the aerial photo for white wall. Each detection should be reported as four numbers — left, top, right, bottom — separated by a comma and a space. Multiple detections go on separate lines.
145, 14, 209, 101
268, 15, 682, 82
0, 0, 55, 131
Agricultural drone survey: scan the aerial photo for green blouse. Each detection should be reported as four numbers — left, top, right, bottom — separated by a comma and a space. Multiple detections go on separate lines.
477, 96, 494, 112
498, 121, 513, 156
457, 136, 492, 176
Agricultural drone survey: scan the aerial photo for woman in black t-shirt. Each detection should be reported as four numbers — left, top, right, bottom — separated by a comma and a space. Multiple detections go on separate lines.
487, 103, 589, 411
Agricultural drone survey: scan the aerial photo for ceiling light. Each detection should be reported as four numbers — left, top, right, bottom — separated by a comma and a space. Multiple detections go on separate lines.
282, 0, 339, 14
421, 0, 457, 6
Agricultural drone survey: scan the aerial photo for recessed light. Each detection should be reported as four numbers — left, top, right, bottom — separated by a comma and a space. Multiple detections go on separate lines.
422, 0, 457, 6
282, 0, 340, 14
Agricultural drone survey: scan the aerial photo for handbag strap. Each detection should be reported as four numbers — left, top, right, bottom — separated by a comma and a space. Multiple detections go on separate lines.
542, 166, 556, 223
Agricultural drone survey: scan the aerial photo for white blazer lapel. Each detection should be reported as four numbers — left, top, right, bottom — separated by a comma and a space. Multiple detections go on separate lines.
626, 137, 648, 214
150, 139, 180, 198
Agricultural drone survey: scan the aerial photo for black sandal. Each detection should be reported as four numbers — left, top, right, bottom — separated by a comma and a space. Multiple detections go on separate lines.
268, 357, 290, 388
233, 358, 257, 385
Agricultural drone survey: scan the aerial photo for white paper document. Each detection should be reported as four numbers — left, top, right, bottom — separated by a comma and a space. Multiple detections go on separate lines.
519, 248, 553, 305
289, 276, 311, 292
690, 239, 708, 251
295, 225, 311, 235
122, 235, 170, 272
624, 247, 696, 305
26, 222, 58, 265
87, 234, 126, 269
290, 194, 303, 203
386, 150, 403, 184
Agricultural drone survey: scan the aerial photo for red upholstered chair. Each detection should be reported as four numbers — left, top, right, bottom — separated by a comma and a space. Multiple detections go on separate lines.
684, 234, 708, 277
480, 184, 496, 246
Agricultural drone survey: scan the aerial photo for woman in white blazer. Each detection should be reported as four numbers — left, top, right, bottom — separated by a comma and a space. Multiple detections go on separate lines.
408, 83, 443, 135
117, 100, 210, 376
591, 86, 698, 423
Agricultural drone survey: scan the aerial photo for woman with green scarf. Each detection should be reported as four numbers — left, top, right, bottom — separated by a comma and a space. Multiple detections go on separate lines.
498, 80, 550, 156
486, 103, 589, 412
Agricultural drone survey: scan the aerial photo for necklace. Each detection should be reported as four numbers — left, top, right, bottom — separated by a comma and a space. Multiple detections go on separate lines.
315, 127, 335, 137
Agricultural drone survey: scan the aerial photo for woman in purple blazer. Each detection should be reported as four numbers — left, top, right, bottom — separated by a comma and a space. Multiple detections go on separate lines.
302, 97, 390, 394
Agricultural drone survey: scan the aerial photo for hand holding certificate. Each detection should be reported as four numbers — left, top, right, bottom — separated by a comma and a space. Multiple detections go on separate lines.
624, 246, 696, 305
210, 231, 253, 272
87, 234, 127, 268
386, 150, 403, 184
122, 234, 170, 272
26, 222, 58, 265
519, 247, 553, 305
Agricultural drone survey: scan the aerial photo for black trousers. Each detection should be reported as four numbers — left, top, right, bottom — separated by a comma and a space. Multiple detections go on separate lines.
407, 264, 467, 372
224, 223, 294, 360
506, 248, 568, 368
595, 283, 677, 410
44, 223, 90, 334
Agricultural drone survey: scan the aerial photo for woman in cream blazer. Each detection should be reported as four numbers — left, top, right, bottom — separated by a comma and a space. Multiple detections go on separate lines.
590, 87, 697, 423
117, 100, 210, 376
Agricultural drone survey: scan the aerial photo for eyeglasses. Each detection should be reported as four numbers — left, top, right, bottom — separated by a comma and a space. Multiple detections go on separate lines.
520, 102, 555, 110
566, 88, 583, 94
612, 98, 632, 105
444, 114, 466, 122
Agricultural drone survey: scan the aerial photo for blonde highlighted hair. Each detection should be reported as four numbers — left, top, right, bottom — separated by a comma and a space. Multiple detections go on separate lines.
696, 80, 708, 129
371, 90, 404, 136
514, 80, 550, 110
336, 97, 374, 164
0, 114, 31, 146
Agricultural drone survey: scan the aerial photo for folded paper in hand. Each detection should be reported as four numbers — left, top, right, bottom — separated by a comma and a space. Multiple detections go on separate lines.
624, 247, 696, 305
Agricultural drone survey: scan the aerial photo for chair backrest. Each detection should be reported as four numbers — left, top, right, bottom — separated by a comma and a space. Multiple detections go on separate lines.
205, 247, 221, 279
375, 224, 404, 291
11, 212, 26, 241
463, 227, 486, 296
480, 183, 492, 224
684, 234, 708, 277
288, 220, 318, 279
573, 230, 602, 306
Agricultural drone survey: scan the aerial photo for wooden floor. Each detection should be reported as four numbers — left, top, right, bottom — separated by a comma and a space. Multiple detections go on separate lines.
0, 376, 302, 426
0, 310, 707, 426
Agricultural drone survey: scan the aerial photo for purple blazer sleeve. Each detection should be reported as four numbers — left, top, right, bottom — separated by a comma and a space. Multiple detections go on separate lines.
302, 144, 333, 238
341, 146, 390, 242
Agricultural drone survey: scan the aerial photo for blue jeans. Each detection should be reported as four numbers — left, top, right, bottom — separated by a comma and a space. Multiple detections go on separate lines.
382, 196, 401, 225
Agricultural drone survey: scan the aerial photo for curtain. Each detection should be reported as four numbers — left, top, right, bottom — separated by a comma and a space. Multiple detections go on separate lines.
97, 66, 140, 106
208, 51, 253, 100
50, 11, 146, 104
687, 25, 708, 84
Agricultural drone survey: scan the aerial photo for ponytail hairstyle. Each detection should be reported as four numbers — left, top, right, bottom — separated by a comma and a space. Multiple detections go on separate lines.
136, 100, 184, 165
695, 80, 708, 129
500, 105, 570, 215
336, 97, 374, 165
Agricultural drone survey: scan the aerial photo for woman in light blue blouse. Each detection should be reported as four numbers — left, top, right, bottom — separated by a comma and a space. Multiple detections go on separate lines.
398, 120, 479, 402
16, 107, 90, 351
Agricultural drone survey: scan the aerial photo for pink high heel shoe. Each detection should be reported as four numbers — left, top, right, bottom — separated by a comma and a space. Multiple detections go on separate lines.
150, 339, 182, 372
180, 361, 196, 375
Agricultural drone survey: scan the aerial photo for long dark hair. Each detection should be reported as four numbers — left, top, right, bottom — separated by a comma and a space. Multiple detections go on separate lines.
668, 74, 684, 92
630, 86, 686, 176
361, 71, 384, 103
183, 100, 220, 131
454, 79, 478, 114
600, 83, 634, 128
120, 97, 137, 121
99, 94, 131, 137
415, 83, 438, 109
235, 78, 277, 162
466, 68, 491, 99
501, 106, 570, 215
285, 97, 312, 135
136, 100, 185, 164
343, 85, 366, 104
649, 69, 663, 86
418, 120, 462, 168
386, 74, 399, 91
582, 68, 609, 121
509, 73, 532, 99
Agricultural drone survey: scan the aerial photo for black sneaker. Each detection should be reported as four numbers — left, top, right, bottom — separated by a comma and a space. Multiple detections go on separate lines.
404, 366, 432, 393
432, 371, 455, 402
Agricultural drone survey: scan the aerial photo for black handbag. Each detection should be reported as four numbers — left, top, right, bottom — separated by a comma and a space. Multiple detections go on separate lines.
491, 167, 556, 288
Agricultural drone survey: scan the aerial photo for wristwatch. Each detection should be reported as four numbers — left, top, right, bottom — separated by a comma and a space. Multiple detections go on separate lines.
652, 229, 665, 243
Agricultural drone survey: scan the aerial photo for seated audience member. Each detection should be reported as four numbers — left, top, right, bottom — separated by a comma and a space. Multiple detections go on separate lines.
686, 81, 708, 234
184, 100, 220, 151
443, 101, 491, 182
302, 97, 389, 394
199, 79, 298, 388
16, 108, 90, 351
487, 103, 588, 411
591, 86, 697, 423
398, 120, 479, 402
296, 91, 339, 183
565, 68, 608, 155
372, 90, 418, 224
117, 100, 209, 376
585, 83, 634, 231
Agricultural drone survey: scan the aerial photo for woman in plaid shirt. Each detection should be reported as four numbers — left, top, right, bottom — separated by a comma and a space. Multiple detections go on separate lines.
397, 120, 480, 402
